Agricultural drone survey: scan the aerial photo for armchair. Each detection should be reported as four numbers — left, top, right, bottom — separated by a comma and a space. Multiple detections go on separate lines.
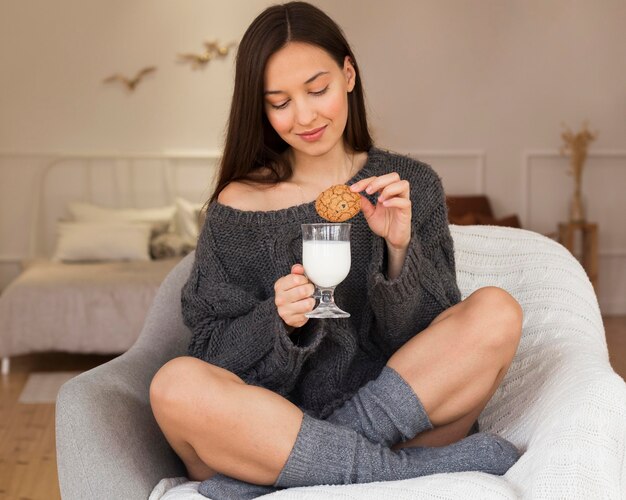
56, 225, 626, 499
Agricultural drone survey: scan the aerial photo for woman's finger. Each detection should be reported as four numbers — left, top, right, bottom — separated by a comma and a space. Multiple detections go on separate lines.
363, 172, 401, 195
349, 177, 377, 193
358, 193, 376, 219
380, 197, 412, 210
378, 180, 410, 202
281, 299, 316, 326
291, 263, 305, 274
288, 297, 317, 315
277, 283, 316, 307
275, 272, 308, 294
350, 175, 391, 195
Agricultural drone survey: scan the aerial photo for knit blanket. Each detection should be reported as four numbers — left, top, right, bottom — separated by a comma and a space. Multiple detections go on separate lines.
150, 224, 626, 499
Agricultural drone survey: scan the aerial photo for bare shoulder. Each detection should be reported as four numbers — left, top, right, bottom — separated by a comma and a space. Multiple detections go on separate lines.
217, 180, 264, 211
217, 166, 304, 211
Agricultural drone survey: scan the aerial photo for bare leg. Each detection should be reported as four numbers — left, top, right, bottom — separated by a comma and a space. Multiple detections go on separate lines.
150, 357, 303, 484
392, 357, 510, 449
389, 286, 522, 449
150, 286, 522, 483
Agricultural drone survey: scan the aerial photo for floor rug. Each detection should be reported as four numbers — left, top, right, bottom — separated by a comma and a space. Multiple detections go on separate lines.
18, 371, 83, 404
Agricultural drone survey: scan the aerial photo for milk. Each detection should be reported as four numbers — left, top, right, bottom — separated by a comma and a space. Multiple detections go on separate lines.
303, 240, 351, 288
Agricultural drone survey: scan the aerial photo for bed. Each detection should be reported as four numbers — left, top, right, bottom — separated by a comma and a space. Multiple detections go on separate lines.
0, 152, 219, 375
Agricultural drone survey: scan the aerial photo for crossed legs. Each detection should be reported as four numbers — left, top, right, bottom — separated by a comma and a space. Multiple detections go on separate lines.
149, 286, 522, 484
390, 286, 522, 449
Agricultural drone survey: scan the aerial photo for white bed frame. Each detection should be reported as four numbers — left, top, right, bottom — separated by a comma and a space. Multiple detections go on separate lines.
1, 151, 221, 375
27, 152, 221, 258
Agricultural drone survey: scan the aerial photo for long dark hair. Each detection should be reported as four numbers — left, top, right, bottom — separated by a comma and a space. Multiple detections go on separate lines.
208, 1, 373, 205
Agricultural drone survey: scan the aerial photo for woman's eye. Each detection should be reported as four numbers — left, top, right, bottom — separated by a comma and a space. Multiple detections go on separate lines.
311, 86, 329, 96
270, 101, 289, 110
268, 87, 328, 110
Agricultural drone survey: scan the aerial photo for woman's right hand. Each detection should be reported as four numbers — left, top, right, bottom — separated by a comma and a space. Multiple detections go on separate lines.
274, 264, 316, 330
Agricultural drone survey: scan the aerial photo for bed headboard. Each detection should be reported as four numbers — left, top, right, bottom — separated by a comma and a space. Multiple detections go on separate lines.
30, 152, 221, 258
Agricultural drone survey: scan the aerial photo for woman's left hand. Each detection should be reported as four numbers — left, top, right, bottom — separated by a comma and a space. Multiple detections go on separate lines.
350, 172, 412, 251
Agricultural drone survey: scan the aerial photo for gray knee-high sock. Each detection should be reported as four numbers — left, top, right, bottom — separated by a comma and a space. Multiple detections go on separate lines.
325, 365, 433, 447
198, 365, 430, 498
199, 366, 493, 500
274, 413, 521, 488
198, 366, 487, 498
198, 473, 279, 499
198, 420, 520, 499
399, 432, 520, 474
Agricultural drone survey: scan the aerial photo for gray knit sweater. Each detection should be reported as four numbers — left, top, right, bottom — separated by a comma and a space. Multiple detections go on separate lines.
181, 147, 461, 420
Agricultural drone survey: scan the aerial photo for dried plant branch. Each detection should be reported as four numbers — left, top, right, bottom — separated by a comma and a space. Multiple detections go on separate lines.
559, 120, 598, 194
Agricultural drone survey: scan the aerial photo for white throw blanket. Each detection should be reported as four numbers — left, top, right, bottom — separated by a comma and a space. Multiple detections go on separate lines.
150, 225, 626, 500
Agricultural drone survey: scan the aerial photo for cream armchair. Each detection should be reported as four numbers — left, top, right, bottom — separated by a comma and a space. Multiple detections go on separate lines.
56, 225, 626, 499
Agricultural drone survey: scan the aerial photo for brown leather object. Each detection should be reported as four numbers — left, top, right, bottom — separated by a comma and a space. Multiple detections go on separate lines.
446, 195, 521, 228
447, 195, 493, 218
449, 212, 479, 225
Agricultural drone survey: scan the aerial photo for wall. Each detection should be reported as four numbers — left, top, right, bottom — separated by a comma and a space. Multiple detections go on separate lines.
1, 0, 624, 313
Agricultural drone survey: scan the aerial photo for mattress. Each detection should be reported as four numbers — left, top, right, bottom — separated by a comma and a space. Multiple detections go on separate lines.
0, 257, 181, 358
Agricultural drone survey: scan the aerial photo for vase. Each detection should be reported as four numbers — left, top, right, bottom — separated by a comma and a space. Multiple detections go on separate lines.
569, 191, 586, 223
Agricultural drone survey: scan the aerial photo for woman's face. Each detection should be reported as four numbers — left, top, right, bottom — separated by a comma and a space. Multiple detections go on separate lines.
263, 42, 356, 157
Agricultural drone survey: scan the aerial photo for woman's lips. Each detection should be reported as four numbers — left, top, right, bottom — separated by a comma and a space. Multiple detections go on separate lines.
297, 125, 327, 142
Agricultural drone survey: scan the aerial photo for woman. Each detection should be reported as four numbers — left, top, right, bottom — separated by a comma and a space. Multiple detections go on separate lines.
150, 2, 523, 499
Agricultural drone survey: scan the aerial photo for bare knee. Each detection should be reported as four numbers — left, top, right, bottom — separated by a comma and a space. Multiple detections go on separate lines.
151, 356, 202, 408
464, 286, 523, 351
150, 356, 242, 416
149, 357, 222, 481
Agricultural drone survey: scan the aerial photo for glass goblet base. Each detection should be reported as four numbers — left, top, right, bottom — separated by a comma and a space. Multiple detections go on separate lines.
305, 305, 350, 319
305, 287, 350, 319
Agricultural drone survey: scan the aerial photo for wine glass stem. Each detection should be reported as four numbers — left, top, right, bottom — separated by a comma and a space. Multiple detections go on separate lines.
318, 287, 336, 306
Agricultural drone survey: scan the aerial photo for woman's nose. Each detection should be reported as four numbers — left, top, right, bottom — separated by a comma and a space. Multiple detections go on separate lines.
295, 100, 317, 126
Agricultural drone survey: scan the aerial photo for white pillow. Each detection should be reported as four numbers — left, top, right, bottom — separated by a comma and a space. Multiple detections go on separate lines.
52, 222, 152, 262
173, 197, 204, 245
67, 202, 176, 228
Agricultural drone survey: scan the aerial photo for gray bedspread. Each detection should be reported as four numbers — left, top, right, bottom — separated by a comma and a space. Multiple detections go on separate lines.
0, 258, 180, 358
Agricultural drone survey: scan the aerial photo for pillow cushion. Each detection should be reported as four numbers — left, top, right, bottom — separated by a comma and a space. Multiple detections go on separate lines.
52, 222, 152, 262
67, 202, 176, 229
150, 232, 195, 260
173, 197, 204, 246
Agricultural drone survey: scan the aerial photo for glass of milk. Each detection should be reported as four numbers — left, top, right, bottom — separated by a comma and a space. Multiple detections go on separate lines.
301, 223, 351, 318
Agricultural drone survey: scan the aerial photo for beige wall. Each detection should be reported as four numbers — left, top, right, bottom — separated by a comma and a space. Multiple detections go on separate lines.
1, 0, 625, 313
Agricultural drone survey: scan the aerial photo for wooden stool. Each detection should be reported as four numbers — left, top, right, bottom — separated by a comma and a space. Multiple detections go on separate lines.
558, 222, 598, 291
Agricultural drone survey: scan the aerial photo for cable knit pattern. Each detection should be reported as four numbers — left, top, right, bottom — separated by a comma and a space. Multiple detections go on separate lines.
181, 147, 461, 419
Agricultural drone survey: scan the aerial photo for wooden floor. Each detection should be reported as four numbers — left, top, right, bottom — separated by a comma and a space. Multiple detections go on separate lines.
0, 318, 625, 500
0, 353, 117, 500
